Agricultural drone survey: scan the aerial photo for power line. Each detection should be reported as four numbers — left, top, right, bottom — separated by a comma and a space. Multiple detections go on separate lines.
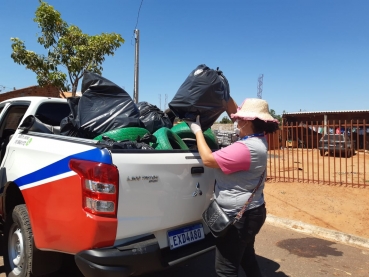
0, 85, 12, 93
131, 0, 144, 45
134, 0, 144, 30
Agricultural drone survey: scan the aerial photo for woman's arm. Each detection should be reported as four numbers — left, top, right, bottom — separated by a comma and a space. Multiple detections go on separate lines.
186, 115, 220, 168
226, 97, 238, 122
195, 131, 220, 168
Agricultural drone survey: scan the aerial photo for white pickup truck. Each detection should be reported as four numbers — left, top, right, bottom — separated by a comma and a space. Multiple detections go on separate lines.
0, 96, 215, 277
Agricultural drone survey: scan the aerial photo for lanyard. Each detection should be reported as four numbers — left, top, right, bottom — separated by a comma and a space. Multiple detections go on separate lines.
239, 133, 264, 141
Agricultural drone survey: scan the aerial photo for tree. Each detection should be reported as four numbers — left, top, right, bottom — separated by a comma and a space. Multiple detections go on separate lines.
219, 116, 232, 124
269, 109, 282, 124
10, 1, 124, 97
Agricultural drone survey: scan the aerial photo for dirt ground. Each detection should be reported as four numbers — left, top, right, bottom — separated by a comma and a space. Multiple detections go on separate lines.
267, 149, 369, 186
264, 180, 369, 239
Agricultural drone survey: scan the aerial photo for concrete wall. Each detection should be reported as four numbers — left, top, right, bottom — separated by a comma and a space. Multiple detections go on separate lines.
211, 123, 234, 132
0, 86, 60, 102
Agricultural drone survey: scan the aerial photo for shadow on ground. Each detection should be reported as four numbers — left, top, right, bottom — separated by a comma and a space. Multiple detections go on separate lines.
143, 251, 289, 277
276, 237, 343, 258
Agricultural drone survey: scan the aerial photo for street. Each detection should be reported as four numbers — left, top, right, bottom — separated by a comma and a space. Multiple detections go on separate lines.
0, 223, 368, 277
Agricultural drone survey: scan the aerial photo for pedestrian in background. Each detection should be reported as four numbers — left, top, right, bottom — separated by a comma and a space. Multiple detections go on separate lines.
186, 97, 279, 277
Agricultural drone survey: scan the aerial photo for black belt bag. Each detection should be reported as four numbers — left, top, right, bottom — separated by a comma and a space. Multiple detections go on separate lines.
202, 170, 265, 238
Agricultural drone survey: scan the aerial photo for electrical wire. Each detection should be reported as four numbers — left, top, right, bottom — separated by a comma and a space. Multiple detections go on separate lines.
134, 0, 144, 31
131, 0, 144, 45
0, 85, 12, 93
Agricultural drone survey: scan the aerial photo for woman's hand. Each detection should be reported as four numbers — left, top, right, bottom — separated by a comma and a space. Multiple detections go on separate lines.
185, 115, 202, 134
226, 96, 238, 122
185, 115, 220, 169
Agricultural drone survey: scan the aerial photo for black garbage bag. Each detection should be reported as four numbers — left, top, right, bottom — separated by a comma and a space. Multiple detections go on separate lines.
137, 101, 172, 133
60, 97, 81, 137
60, 71, 144, 139
168, 64, 230, 131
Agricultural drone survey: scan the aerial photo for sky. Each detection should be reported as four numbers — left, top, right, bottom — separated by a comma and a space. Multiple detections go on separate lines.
0, 0, 369, 118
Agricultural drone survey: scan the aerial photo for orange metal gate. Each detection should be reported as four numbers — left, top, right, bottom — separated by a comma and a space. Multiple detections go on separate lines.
266, 120, 368, 187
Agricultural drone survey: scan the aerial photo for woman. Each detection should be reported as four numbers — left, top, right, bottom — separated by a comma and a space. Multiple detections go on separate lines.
186, 97, 279, 277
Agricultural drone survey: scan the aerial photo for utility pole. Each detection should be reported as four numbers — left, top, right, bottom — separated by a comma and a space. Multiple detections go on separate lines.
257, 74, 263, 99
133, 29, 140, 103
164, 94, 168, 111
159, 94, 161, 110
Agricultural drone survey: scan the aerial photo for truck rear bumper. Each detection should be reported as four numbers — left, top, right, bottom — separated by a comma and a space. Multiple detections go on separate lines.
75, 233, 216, 277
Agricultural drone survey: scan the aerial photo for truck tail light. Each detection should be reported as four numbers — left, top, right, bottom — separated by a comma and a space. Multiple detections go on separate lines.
69, 159, 119, 218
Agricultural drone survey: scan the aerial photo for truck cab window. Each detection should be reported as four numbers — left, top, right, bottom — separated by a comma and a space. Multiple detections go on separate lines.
35, 102, 71, 126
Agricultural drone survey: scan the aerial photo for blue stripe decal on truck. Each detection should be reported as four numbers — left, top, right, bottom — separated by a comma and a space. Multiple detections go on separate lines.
14, 148, 112, 187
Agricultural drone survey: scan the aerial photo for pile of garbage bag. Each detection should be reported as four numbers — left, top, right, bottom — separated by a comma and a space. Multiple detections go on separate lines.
56, 66, 230, 150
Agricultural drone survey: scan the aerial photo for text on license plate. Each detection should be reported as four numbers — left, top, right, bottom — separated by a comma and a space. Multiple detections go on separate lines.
168, 223, 205, 250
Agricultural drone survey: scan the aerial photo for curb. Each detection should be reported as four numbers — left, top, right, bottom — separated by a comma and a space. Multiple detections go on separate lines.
266, 214, 369, 250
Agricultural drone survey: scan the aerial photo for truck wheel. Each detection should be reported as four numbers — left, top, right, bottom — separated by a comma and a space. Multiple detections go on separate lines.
171, 122, 219, 149
93, 127, 150, 142
320, 149, 324, 156
152, 127, 189, 150
4, 204, 33, 277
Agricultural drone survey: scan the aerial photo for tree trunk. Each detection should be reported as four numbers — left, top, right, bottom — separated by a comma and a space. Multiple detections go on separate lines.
71, 81, 78, 97
60, 90, 67, 98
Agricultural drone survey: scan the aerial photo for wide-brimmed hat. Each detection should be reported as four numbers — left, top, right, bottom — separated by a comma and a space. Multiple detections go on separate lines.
231, 98, 279, 123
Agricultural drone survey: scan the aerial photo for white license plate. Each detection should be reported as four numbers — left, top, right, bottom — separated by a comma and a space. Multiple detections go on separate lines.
168, 223, 205, 250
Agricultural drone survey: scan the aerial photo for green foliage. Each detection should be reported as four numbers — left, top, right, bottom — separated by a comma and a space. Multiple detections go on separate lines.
269, 109, 282, 125
219, 116, 232, 124
10, 0, 124, 95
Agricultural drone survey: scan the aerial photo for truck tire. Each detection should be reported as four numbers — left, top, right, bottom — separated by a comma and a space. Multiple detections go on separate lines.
93, 127, 150, 142
171, 122, 219, 150
4, 204, 33, 277
320, 149, 324, 156
152, 127, 189, 150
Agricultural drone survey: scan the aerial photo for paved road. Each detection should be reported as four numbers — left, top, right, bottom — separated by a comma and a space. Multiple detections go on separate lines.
0, 224, 368, 277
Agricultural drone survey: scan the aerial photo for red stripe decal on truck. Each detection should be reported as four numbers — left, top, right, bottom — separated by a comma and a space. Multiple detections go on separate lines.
21, 175, 117, 253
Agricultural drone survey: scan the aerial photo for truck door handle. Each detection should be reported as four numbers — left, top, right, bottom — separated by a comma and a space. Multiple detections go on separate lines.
191, 167, 204, 174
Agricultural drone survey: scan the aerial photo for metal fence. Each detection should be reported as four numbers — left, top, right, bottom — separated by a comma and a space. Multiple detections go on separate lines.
266, 120, 369, 187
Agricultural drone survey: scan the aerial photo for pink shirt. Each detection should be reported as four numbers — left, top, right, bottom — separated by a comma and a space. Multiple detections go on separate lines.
213, 141, 251, 174
211, 137, 268, 215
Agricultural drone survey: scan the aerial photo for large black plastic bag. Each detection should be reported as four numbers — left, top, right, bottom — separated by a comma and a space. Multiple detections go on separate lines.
61, 71, 143, 139
137, 101, 172, 133
168, 64, 230, 131
60, 97, 81, 137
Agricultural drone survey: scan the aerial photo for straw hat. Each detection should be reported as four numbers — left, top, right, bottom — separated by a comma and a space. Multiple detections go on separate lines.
231, 98, 279, 123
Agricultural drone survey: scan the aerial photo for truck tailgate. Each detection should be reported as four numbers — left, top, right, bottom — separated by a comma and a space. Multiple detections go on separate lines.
111, 151, 214, 243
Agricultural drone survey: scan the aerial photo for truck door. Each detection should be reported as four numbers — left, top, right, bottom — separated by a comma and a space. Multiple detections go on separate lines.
0, 102, 30, 163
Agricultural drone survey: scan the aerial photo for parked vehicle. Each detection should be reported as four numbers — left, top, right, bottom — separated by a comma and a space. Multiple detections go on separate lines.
213, 130, 238, 147
0, 97, 215, 277
318, 134, 354, 157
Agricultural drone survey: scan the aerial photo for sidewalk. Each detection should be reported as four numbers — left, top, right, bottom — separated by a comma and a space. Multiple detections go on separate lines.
266, 213, 369, 250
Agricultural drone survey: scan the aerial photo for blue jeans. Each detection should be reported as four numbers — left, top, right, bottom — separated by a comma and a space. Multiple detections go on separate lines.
215, 204, 266, 277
